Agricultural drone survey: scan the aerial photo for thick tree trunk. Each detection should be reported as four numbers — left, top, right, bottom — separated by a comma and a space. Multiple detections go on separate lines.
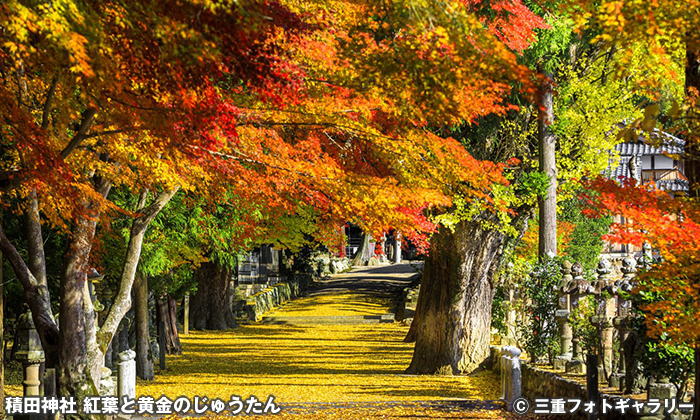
538, 70, 557, 258
155, 295, 182, 354
403, 298, 420, 343
156, 295, 182, 355
190, 262, 237, 330
351, 233, 370, 266
134, 273, 154, 380
59, 208, 104, 400
2, 184, 176, 403
405, 221, 507, 375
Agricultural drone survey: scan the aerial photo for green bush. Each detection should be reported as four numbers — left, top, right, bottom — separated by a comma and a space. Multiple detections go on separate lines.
517, 256, 561, 363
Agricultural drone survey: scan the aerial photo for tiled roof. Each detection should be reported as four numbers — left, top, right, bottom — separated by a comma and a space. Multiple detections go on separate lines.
604, 126, 687, 192
607, 155, 635, 180
656, 178, 689, 192
616, 139, 684, 156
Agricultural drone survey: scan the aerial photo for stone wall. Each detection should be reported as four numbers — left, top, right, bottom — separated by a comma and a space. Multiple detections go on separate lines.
520, 363, 588, 420
242, 281, 302, 322
234, 254, 349, 322
489, 348, 694, 420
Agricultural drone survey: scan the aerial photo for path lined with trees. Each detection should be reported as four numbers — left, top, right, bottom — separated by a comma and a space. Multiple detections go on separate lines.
136, 264, 505, 419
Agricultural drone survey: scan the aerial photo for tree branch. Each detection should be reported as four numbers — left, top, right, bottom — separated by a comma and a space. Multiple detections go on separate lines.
60, 107, 97, 160
97, 187, 179, 351
26, 188, 48, 287
0, 222, 59, 364
41, 73, 59, 131
84, 127, 142, 139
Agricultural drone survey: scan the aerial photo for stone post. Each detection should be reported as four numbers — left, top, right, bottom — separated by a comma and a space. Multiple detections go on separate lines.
590, 257, 615, 383
499, 346, 522, 411
553, 260, 573, 370
44, 368, 57, 420
500, 346, 510, 401
610, 256, 636, 389
394, 233, 402, 264
565, 262, 588, 374
158, 319, 166, 370
118, 349, 136, 401
183, 292, 190, 335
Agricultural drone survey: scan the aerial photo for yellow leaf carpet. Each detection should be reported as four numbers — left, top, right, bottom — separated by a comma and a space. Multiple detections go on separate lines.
143, 264, 511, 419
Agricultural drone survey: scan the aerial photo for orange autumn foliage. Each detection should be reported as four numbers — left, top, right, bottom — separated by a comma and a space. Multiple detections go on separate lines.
584, 177, 700, 345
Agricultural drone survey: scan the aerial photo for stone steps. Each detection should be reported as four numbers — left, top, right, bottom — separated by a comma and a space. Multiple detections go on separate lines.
260, 314, 395, 325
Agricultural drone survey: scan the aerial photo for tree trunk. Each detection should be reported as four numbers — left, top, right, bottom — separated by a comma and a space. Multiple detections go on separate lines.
405, 220, 507, 375
156, 295, 182, 354
538, 70, 557, 259
97, 188, 178, 351
1, 184, 177, 402
59, 208, 104, 400
134, 273, 154, 380
27, 188, 48, 287
351, 233, 370, 266
166, 295, 182, 354
190, 262, 237, 330
0, 225, 60, 367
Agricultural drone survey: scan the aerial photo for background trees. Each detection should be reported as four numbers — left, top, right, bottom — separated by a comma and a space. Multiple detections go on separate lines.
404, 0, 645, 375
0, 0, 540, 398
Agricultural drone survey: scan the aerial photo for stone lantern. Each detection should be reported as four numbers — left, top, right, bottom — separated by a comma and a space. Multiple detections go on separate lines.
565, 262, 591, 374
553, 260, 573, 370
590, 257, 616, 383
610, 256, 636, 389
88, 268, 106, 312
15, 310, 45, 397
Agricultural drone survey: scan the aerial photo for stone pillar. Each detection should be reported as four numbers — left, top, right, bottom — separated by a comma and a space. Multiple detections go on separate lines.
566, 262, 588, 374
554, 260, 573, 370
610, 256, 636, 389
590, 257, 615, 383
500, 346, 510, 401
158, 319, 166, 370
499, 346, 522, 411
44, 368, 57, 420
118, 350, 136, 401
183, 292, 190, 335
394, 233, 402, 264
